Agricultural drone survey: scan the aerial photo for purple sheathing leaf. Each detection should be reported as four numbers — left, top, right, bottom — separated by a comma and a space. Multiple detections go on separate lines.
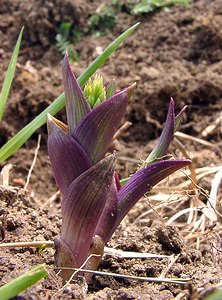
60, 154, 116, 266
95, 176, 118, 243
62, 53, 91, 133
72, 88, 130, 164
47, 114, 91, 201
54, 237, 78, 277
146, 98, 175, 164
112, 159, 191, 236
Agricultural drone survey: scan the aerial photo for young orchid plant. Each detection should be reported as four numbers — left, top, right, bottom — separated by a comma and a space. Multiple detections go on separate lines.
47, 54, 191, 281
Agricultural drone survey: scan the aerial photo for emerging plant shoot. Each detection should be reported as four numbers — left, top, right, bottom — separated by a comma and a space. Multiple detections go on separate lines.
47, 54, 191, 281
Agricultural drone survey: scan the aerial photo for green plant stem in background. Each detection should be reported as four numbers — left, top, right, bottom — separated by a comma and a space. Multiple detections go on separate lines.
0, 23, 139, 163
0, 27, 24, 121
0, 264, 47, 300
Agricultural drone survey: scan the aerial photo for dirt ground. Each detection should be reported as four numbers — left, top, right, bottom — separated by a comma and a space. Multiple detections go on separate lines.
0, 0, 222, 299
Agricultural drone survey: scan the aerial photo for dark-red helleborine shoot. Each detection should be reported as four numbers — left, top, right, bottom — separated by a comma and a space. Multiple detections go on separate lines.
47, 53, 191, 282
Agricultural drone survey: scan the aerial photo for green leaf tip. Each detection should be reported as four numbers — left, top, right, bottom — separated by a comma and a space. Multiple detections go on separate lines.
0, 27, 24, 121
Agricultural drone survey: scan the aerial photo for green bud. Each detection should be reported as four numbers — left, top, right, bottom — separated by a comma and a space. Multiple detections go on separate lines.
84, 74, 106, 108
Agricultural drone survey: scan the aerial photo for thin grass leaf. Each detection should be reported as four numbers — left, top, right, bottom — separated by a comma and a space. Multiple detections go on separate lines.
120, 176, 129, 186
0, 22, 140, 163
203, 288, 222, 300
0, 27, 24, 121
0, 264, 47, 300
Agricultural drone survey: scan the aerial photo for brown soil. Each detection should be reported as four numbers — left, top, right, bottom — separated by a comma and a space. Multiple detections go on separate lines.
0, 0, 222, 299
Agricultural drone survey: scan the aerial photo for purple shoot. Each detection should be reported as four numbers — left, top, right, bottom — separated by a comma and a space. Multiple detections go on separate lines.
47, 54, 191, 282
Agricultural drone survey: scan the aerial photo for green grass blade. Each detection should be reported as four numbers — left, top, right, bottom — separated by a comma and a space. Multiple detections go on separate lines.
0, 264, 47, 300
0, 27, 24, 121
0, 23, 140, 163
203, 289, 222, 300
120, 177, 129, 186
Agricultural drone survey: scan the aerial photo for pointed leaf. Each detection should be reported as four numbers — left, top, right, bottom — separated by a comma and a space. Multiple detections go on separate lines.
62, 53, 91, 133
95, 177, 118, 243
114, 159, 191, 235
60, 155, 116, 265
145, 98, 175, 164
95, 171, 121, 243
47, 114, 91, 199
73, 84, 135, 163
